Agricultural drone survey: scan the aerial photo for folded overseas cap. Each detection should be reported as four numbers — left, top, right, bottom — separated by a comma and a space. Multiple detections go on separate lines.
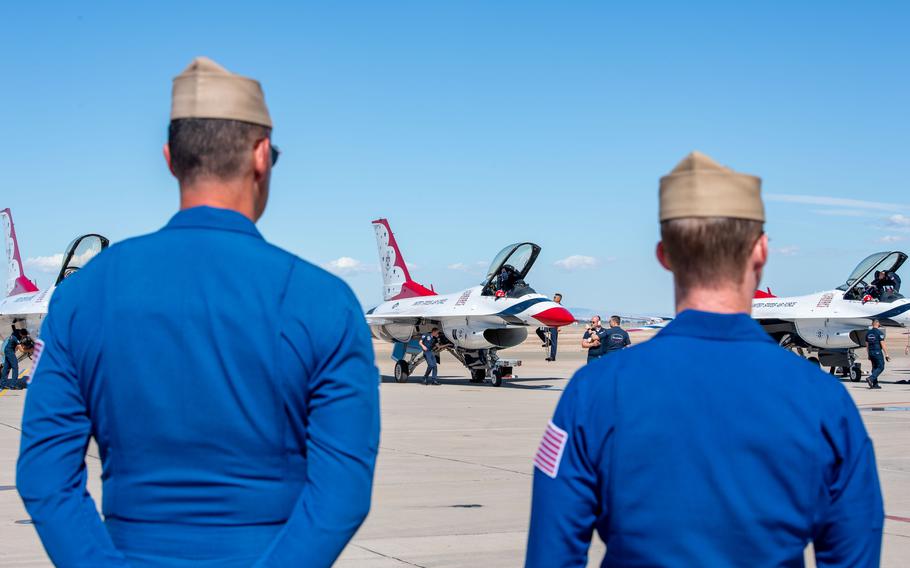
659, 151, 764, 222
171, 56, 272, 128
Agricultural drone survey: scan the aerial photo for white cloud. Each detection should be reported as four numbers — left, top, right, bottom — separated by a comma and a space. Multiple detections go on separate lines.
889, 214, 910, 226
809, 209, 880, 218
554, 255, 599, 271
324, 257, 374, 276
448, 261, 487, 274
879, 235, 905, 243
766, 193, 909, 212
24, 254, 64, 273
772, 246, 799, 257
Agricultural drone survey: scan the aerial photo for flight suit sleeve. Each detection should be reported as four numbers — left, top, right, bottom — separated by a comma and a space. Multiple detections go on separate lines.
256, 272, 380, 568
526, 371, 612, 568
16, 295, 129, 566
813, 387, 884, 567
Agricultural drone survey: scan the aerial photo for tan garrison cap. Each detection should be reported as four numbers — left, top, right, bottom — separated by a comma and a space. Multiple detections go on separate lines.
659, 151, 764, 222
171, 56, 272, 128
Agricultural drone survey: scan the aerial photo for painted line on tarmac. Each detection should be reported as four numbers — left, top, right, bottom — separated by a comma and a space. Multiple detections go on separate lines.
352, 544, 428, 568
0, 389, 6, 397
887, 515, 910, 523
381, 446, 531, 477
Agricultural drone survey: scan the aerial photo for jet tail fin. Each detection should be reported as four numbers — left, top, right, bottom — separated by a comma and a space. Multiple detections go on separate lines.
372, 218, 436, 301
2, 208, 39, 297
754, 287, 776, 299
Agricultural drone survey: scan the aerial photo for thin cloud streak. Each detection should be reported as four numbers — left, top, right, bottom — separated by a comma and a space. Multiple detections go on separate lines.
766, 193, 909, 212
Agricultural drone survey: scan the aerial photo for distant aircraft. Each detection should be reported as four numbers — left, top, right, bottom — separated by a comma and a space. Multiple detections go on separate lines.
753, 250, 910, 381
1, 208, 109, 338
366, 219, 574, 386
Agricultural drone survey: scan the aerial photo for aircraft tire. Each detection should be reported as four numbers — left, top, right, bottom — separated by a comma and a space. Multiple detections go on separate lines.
849, 363, 862, 382
470, 369, 485, 383
491, 369, 503, 387
394, 360, 409, 383
807, 357, 821, 367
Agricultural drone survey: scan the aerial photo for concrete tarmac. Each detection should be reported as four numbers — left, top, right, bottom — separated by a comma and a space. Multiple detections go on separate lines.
1, 326, 909, 566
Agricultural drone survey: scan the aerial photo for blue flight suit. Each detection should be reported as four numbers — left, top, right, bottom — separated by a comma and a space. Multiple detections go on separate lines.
602, 326, 630, 355
536, 327, 559, 360
1, 332, 21, 387
527, 310, 883, 567
421, 333, 438, 381
17, 207, 381, 567
582, 327, 608, 362
865, 327, 886, 388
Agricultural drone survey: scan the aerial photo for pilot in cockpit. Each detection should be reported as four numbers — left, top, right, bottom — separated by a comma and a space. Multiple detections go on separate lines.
867, 270, 902, 301
496, 265, 519, 297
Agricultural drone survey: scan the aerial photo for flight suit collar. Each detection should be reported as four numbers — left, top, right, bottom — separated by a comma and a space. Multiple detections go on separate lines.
659, 309, 774, 343
164, 206, 263, 239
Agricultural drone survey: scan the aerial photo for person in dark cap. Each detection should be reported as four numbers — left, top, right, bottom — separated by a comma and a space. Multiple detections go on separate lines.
17, 56, 380, 567
526, 151, 883, 567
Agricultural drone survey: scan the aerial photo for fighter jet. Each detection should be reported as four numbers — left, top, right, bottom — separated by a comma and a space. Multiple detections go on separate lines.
1, 208, 109, 337
366, 219, 574, 386
753, 250, 910, 381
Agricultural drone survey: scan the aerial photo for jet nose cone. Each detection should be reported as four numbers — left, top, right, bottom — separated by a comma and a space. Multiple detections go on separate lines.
533, 306, 575, 327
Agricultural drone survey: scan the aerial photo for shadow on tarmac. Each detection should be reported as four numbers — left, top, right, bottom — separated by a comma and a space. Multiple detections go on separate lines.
380, 374, 562, 390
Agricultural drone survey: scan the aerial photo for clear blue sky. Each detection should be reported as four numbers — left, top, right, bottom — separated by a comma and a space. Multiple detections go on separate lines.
2, 2, 908, 315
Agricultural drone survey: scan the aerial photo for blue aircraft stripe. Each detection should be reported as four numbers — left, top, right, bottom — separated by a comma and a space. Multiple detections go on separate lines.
495, 297, 548, 317
874, 302, 910, 320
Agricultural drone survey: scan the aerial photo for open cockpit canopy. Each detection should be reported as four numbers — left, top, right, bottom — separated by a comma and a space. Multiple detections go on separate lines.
481, 242, 541, 297
838, 250, 906, 301
55, 234, 110, 286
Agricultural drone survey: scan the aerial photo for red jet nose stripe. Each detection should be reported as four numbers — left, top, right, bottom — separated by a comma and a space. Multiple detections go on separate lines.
533, 307, 574, 327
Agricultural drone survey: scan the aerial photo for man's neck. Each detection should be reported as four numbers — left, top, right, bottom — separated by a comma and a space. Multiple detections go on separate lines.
675, 284, 754, 315
179, 179, 258, 222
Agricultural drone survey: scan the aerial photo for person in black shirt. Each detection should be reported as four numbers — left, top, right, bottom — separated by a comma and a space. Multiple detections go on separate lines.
603, 315, 632, 355
864, 319, 889, 389
419, 327, 441, 385
581, 316, 608, 363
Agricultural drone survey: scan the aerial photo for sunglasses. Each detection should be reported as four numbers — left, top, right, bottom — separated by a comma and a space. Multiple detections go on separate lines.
270, 144, 281, 166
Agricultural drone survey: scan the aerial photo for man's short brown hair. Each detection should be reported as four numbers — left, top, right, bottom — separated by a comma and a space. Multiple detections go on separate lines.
660, 217, 763, 290
168, 118, 270, 184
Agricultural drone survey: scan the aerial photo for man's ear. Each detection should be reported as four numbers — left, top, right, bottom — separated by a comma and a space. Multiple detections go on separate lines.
656, 241, 672, 271
252, 138, 270, 180
752, 233, 769, 273
163, 143, 177, 177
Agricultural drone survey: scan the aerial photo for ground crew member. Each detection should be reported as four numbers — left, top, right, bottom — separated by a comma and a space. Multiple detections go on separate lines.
602, 315, 631, 355
580, 316, 607, 363
865, 319, 889, 389
536, 293, 562, 361
1, 328, 23, 389
17, 57, 380, 567
419, 327, 441, 385
526, 151, 883, 567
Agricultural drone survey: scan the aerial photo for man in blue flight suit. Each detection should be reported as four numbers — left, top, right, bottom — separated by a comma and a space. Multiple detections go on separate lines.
865, 319, 889, 389
536, 293, 563, 361
17, 57, 380, 567
580, 316, 607, 363
526, 151, 883, 567
602, 315, 631, 355
1, 327, 23, 389
419, 327, 441, 385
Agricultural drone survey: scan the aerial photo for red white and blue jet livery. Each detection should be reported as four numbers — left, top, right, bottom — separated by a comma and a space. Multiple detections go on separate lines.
1, 208, 109, 338
366, 219, 574, 386
753, 250, 909, 381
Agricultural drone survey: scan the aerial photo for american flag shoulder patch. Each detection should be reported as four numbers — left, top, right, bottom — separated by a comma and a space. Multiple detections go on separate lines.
534, 420, 568, 478
29, 339, 45, 383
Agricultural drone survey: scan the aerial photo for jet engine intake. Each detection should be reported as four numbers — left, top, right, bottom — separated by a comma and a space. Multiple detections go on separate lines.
443, 324, 528, 350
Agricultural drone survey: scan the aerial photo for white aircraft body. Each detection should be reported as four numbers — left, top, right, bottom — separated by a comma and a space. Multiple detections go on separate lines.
753, 250, 909, 381
366, 219, 574, 386
1, 208, 109, 338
